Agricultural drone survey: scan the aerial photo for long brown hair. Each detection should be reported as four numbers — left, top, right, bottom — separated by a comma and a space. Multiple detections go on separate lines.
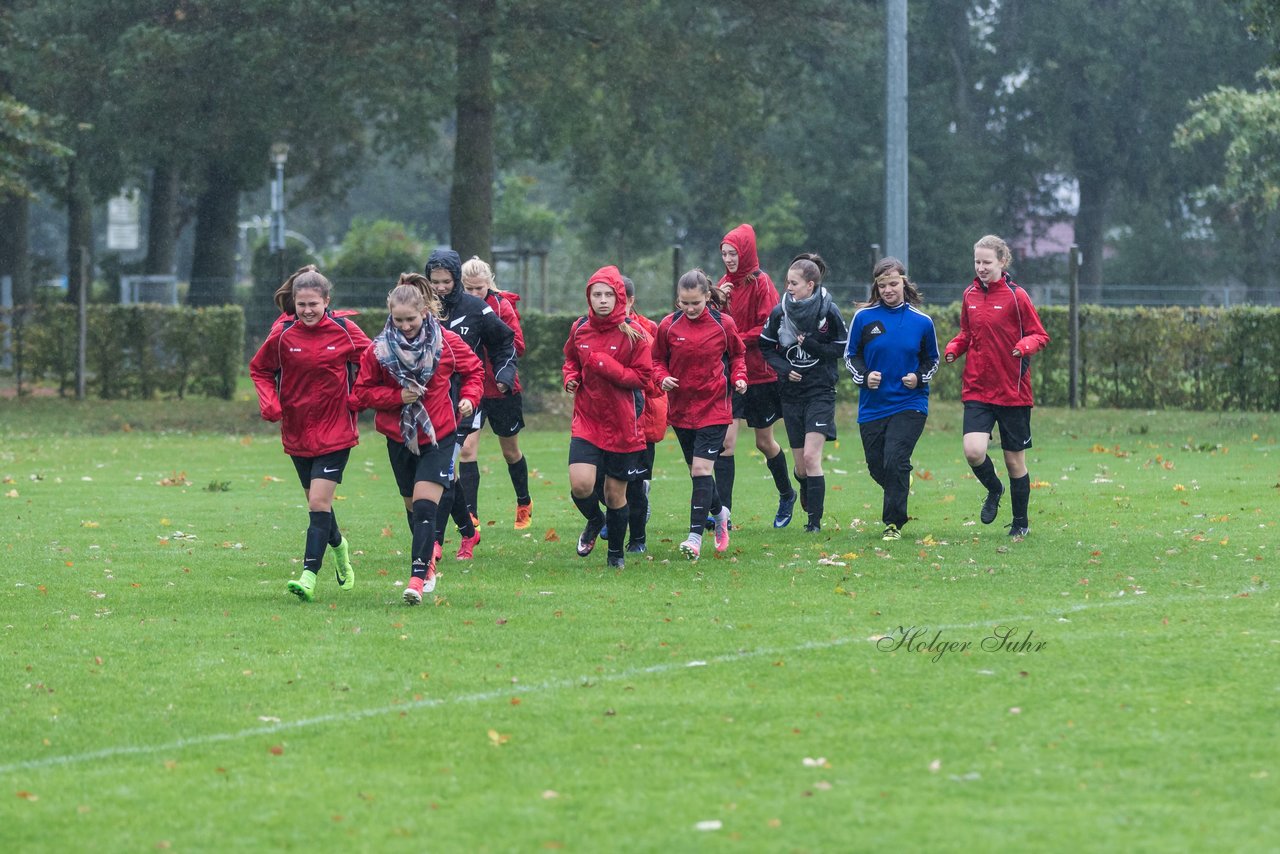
676, 268, 729, 310
273, 265, 333, 314
858, 256, 923, 309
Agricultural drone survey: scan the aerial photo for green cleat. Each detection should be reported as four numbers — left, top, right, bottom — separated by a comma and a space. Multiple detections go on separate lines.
287, 570, 317, 602
333, 537, 354, 590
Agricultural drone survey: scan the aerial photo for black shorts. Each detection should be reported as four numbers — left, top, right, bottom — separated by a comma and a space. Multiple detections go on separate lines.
481, 393, 525, 437
673, 424, 729, 467
387, 433, 458, 497
568, 436, 645, 482
781, 391, 837, 448
732, 382, 782, 428
962, 402, 1033, 450
636, 442, 656, 479
291, 448, 351, 489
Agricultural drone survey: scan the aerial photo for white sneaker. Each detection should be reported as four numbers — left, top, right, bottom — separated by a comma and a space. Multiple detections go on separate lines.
679, 535, 701, 561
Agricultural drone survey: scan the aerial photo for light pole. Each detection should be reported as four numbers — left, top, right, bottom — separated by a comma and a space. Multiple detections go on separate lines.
269, 142, 290, 286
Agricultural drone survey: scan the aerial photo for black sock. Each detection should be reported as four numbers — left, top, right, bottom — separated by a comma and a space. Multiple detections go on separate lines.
606, 505, 627, 558
405, 509, 414, 535
451, 489, 476, 537
626, 478, 647, 544
435, 484, 455, 546
508, 456, 531, 504
328, 510, 343, 548
766, 450, 792, 496
1010, 473, 1031, 526
795, 472, 809, 512
459, 461, 480, 517
572, 493, 604, 525
303, 510, 329, 572
714, 455, 735, 510
807, 475, 825, 527
972, 456, 1004, 494
691, 474, 714, 533
411, 499, 438, 579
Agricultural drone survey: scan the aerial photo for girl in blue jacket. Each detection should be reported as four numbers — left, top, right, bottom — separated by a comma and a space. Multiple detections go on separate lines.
845, 258, 939, 541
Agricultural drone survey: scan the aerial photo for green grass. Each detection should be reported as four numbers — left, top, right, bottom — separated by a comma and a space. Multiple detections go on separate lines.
1, 398, 1276, 852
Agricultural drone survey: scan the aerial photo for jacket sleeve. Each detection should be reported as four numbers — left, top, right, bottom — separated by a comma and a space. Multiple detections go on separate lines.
723, 316, 748, 384
591, 337, 650, 390
945, 295, 971, 359
758, 309, 791, 378
500, 299, 526, 358
651, 317, 673, 386
248, 327, 284, 421
805, 305, 849, 362
1013, 290, 1051, 355
918, 317, 941, 384
844, 312, 868, 386
350, 346, 405, 412
562, 322, 583, 389
737, 282, 777, 346
480, 306, 518, 391
451, 336, 486, 410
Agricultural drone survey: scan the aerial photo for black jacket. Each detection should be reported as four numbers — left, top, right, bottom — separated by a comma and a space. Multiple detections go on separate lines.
425, 248, 517, 391
759, 290, 848, 398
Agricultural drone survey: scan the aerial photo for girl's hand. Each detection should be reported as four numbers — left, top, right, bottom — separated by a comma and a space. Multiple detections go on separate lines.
867, 370, 882, 389
565, 380, 579, 394
902, 372, 918, 389
788, 370, 803, 382
796, 333, 805, 345
401, 387, 421, 404
734, 379, 747, 394
944, 353, 956, 364
660, 377, 679, 391
496, 382, 509, 394
1011, 347, 1022, 357
458, 399, 474, 419
261, 403, 282, 422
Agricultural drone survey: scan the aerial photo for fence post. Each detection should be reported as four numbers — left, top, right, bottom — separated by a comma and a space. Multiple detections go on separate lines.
1, 275, 11, 373
1069, 243, 1081, 409
76, 246, 90, 401
672, 244, 683, 307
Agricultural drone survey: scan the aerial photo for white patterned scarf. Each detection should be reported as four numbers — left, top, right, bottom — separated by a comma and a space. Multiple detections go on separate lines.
374, 315, 443, 455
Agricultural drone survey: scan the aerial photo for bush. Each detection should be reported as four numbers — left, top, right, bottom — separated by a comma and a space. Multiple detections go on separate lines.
328, 219, 429, 283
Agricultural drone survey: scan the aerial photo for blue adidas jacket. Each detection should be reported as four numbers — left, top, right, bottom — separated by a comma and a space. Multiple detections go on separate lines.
845, 302, 939, 422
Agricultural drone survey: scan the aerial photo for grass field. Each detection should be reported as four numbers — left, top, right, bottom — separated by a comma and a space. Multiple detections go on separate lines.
1, 394, 1276, 852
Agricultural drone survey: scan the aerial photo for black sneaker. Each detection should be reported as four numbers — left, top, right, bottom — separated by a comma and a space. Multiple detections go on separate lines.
803, 522, 821, 533
625, 540, 647, 554
773, 491, 798, 528
980, 485, 1004, 524
577, 516, 605, 557
606, 553, 625, 569
1006, 522, 1029, 539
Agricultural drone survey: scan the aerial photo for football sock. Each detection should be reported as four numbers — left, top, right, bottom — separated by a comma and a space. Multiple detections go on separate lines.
605, 506, 628, 557
766, 449, 791, 496
328, 510, 343, 548
807, 475, 826, 527
303, 510, 329, 572
459, 461, 480, 517
691, 474, 715, 533
410, 499, 438, 580
713, 455, 735, 511
508, 456, 531, 504
572, 493, 604, 525
626, 478, 647, 544
1010, 473, 1031, 526
972, 456, 1003, 493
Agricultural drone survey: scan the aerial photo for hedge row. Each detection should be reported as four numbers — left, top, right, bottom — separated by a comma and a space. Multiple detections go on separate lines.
1, 304, 244, 399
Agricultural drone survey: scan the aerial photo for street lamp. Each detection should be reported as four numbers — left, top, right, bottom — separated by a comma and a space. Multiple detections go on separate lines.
269, 142, 290, 286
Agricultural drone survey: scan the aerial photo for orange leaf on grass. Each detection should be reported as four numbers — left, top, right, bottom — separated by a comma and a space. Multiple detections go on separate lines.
544, 528, 559, 542
268, 745, 284, 756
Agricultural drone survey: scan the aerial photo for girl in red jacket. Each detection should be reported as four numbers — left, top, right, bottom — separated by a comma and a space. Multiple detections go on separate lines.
944, 235, 1050, 539
562, 266, 653, 569
351, 274, 484, 604
717, 223, 799, 528
250, 266, 372, 603
653, 269, 748, 560
459, 256, 533, 530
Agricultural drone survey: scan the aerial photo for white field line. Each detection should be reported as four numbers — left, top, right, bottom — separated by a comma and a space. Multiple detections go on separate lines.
0, 589, 1262, 776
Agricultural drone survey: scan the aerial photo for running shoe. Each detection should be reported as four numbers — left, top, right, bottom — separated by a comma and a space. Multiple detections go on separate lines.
423, 562, 439, 593
626, 540, 647, 554
577, 516, 605, 557
882, 524, 902, 541
432, 541, 443, 564
606, 553, 625, 569
981, 485, 1004, 525
403, 575, 425, 605
514, 500, 533, 530
333, 537, 354, 590
713, 507, 731, 553
773, 490, 798, 528
1006, 523, 1029, 540
287, 570, 316, 602
456, 529, 481, 560
803, 522, 821, 533
679, 536, 701, 561
470, 512, 480, 529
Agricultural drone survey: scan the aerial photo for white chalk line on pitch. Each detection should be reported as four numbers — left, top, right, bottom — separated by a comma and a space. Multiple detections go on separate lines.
0, 587, 1261, 776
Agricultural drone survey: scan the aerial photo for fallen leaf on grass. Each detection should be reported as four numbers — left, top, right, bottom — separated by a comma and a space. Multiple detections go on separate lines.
157, 472, 191, 487
4, 490, 17, 499
488, 729, 510, 747
268, 745, 284, 755
544, 528, 559, 542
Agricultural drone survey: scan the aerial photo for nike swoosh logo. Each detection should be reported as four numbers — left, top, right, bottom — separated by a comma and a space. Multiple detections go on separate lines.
323, 466, 340, 473
1023, 438, 1032, 445
626, 469, 645, 476
815, 423, 827, 427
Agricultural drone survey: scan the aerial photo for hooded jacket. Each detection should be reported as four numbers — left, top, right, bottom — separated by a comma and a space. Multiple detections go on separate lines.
350, 327, 484, 446
652, 307, 747, 429
425, 248, 518, 393
249, 312, 372, 457
944, 275, 1050, 407
480, 290, 524, 397
561, 266, 652, 453
716, 224, 781, 385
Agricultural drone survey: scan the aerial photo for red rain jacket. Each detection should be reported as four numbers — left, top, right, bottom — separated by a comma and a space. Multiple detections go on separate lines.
944, 276, 1050, 407
652, 308, 748, 429
717, 223, 781, 385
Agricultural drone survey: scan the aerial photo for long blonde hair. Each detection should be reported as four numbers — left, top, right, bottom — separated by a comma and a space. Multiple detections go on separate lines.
387, 272, 442, 318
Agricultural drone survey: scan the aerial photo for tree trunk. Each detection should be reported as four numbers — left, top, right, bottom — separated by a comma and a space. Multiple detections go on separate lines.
189, 161, 240, 306
0, 193, 30, 302
145, 161, 181, 276
1074, 169, 1109, 302
65, 158, 94, 306
449, 0, 497, 262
